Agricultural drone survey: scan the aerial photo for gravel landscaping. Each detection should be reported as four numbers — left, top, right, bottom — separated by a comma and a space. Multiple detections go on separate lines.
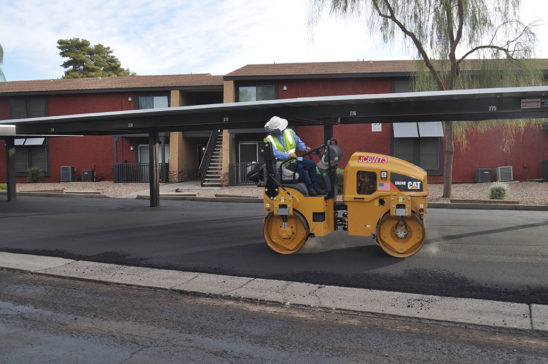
12, 180, 548, 205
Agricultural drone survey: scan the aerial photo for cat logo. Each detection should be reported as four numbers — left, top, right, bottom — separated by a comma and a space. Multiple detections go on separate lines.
408, 181, 422, 190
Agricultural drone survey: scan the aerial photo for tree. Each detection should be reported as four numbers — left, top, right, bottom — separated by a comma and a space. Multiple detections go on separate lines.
0, 44, 5, 81
310, 0, 540, 197
57, 38, 135, 79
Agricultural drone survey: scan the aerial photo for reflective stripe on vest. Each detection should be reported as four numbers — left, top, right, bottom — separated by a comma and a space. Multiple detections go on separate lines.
264, 129, 297, 157
284, 129, 296, 154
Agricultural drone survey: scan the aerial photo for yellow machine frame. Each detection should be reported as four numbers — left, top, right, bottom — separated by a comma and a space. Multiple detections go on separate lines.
261, 141, 429, 258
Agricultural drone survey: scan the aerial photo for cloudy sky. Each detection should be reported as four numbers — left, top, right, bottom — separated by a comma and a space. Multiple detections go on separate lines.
1, 0, 547, 81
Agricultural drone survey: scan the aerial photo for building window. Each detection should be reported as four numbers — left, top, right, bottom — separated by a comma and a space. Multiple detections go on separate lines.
15, 138, 49, 176
392, 122, 444, 175
238, 85, 276, 102
136, 95, 169, 109
10, 97, 47, 119
391, 78, 413, 93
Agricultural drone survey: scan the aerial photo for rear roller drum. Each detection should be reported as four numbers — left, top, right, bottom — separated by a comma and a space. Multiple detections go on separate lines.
376, 212, 425, 258
264, 212, 309, 254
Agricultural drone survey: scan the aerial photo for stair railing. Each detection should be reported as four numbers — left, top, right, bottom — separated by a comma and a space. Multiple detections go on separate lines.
198, 129, 220, 186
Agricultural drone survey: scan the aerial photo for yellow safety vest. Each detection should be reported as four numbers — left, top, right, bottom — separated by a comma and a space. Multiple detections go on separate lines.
264, 129, 297, 158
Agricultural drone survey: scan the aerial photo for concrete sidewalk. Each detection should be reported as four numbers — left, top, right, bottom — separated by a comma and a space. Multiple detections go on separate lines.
1, 251, 547, 333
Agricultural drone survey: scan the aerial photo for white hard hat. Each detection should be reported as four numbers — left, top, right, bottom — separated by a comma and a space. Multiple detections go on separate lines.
264, 116, 288, 133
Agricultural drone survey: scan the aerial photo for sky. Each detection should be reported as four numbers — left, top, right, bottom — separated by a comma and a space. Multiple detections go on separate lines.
0, 0, 547, 81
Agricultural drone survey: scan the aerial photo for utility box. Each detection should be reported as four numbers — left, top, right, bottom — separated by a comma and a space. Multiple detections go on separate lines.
543, 160, 548, 181
60, 166, 76, 182
81, 170, 96, 182
496, 166, 513, 182
475, 168, 492, 183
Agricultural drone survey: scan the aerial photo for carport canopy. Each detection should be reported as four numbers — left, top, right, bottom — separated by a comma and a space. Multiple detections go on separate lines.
1, 85, 548, 205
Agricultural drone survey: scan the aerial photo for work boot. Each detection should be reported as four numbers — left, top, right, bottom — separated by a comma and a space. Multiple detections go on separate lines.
316, 187, 326, 195
308, 188, 317, 196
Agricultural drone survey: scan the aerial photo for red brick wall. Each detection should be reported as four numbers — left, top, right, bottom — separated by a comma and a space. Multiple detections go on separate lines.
48, 93, 134, 115
283, 78, 393, 167
0, 93, 135, 182
428, 125, 548, 183
45, 93, 135, 181
47, 136, 115, 181
276, 78, 548, 182
0, 98, 10, 120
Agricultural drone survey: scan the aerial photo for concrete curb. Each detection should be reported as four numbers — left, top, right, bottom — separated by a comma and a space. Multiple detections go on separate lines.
136, 194, 262, 203
428, 202, 548, 211
0, 251, 546, 332
1, 191, 107, 198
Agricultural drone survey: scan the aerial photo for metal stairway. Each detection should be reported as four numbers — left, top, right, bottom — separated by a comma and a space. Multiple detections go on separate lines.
201, 132, 223, 187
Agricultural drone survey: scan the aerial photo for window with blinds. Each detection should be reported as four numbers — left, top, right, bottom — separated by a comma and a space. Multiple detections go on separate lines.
9, 97, 47, 119
392, 122, 443, 175
14, 138, 49, 176
9, 98, 49, 176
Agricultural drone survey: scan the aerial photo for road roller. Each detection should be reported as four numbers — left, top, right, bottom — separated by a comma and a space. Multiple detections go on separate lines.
248, 139, 428, 258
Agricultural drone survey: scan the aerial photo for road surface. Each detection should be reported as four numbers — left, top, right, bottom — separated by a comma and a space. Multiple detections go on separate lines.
1, 196, 547, 303
1, 270, 547, 363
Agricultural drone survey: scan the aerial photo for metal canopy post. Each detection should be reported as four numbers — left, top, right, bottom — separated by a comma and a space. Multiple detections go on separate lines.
5, 137, 16, 201
148, 130, 160, 207
113, 136, 119, 182
323, 124, 336, 199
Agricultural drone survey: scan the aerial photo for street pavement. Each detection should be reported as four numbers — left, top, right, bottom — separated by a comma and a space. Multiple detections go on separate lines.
3, 270, 547, 363
0, 195, 547, 332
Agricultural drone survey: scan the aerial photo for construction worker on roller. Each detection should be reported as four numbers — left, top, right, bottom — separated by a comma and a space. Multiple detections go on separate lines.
264, 116, 324, 196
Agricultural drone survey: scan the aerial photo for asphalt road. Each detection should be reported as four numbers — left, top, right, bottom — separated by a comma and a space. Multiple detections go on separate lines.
2, 270, 548, 363
1, 196, 547, 304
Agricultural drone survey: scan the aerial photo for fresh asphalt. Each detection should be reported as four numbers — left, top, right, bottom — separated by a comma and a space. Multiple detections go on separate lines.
1, 195, 547, 305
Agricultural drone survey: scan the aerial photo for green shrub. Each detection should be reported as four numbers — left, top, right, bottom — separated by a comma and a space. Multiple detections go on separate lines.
27, 168, 45, 183
488, 182, 509, 200
0, 184, 6, 190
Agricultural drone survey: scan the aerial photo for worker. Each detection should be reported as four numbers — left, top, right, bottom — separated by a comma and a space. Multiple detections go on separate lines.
264, 116, 324, 196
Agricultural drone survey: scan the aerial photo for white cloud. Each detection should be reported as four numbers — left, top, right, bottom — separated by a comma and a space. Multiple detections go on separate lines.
0, 0, 546, 81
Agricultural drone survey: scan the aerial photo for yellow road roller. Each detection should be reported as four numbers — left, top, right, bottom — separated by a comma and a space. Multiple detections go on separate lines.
248, 139, 428, 258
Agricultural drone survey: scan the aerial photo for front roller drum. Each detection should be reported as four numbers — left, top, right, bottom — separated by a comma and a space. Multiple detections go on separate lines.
264, 212, 309, 254
376, 212, 425, 258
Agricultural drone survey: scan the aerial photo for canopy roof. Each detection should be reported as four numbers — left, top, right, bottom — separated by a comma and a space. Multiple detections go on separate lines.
1, 86, 547, 136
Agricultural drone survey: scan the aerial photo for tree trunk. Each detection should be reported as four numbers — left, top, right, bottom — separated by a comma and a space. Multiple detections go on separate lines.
442, 121, 454, 198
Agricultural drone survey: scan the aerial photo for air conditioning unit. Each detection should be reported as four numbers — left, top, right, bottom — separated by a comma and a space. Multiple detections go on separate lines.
496, 166, 513, 182
60, 166, 76, 182
475, 168, 492, 183
81, 170, 96, 182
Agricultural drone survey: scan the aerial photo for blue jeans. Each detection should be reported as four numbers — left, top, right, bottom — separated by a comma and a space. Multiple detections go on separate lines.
291, 158, 320, 191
